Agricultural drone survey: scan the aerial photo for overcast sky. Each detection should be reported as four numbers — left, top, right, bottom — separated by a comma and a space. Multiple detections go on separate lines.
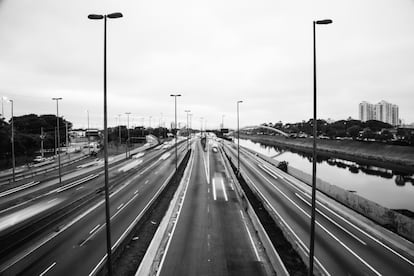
1, 0, 413, 129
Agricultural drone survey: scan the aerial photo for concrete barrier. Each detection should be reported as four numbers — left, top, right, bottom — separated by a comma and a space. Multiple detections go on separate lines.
221, 146, 289, 276
244, 145, 414, 243
136, 150, 193, 276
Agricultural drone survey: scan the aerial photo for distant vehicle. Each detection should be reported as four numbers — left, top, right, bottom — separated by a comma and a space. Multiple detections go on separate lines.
212, 147, 218, 153
33, 156, 46, 163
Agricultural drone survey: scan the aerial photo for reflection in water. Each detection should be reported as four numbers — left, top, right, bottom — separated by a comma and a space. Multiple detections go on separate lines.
239, 138, 414, 212
249, 140, 414, 186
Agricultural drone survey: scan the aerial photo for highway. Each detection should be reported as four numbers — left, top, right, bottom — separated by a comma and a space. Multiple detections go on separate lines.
157, 139, 267, 276
223, 140, 414, 275
0, 140, 188, 275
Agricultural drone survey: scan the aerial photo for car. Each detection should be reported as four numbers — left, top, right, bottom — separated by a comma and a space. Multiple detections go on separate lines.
33, 156, 46, 163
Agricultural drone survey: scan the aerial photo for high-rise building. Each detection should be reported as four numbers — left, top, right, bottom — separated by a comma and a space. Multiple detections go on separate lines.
359, 101, 374, 122
358, 100, 399, 126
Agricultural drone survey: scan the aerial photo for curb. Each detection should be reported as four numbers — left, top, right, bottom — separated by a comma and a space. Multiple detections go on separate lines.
220, 146, 289, 276
135, 149, 194, 276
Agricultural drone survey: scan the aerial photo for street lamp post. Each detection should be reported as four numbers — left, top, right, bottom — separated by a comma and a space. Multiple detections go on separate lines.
118, 114, 122, 146
170, 94, 181, 172
185, 110, 191, 151
309, 19, 332, 276
52, 97, 62, 184
125, 112, 131, 158
88, 12, 123, 276
8, 99, 15, 182
87, 110, 90, 155
237, 100, 243, 175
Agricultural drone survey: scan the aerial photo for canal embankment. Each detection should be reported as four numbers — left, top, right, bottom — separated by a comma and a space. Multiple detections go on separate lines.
240, 134, 414, 173
241, 144, 414, 243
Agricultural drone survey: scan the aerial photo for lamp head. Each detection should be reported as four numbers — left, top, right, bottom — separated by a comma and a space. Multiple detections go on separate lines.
88, 14, 104, 20
107, 12, 123, 19
315, 19, 333, 25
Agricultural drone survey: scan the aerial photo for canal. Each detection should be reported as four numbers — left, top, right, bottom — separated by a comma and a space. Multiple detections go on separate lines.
239, 138, 414, 213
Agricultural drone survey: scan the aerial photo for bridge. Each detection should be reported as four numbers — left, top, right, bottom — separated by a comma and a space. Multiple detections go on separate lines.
0, 134, 413, 276
228, 125, 290, 137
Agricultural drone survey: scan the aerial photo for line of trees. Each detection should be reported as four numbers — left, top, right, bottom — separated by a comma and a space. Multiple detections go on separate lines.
262, 119, 414, 145
0, 114, 72, 168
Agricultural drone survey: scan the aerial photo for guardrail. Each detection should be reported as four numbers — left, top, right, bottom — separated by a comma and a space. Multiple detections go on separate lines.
220, 146, 289, 276
0, 155, 89, 185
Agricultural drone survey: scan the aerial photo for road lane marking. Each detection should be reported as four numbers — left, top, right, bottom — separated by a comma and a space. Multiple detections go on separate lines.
117, 203, 124, 210
39, 262, 56, 276
212, 178, 217, 201
201, 147, 210, 184
154, 147, 195, 276
221, 178, 228, 202
257, 151, 414, 268
242, 169, 331, 276
89, 224, 101, 234
145, 180, 149, 185
295, 193, 367, 245
301, 192, 414, 267
0, 181, 40, 198
89, 144, 188, 274
134, 189, 139, 195
240, 210, 260, 261
243, 156, 381, 275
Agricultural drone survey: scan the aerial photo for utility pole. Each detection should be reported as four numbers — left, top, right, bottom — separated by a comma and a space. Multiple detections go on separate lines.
40, 127, 45, 158
125, 112, 131, 158
52, 97, 62, 184
66, 121, 70, 159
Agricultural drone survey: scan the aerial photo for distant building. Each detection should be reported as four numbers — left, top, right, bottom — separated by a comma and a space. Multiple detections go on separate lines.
359, 101, 374, 122
359, 100, 399, 126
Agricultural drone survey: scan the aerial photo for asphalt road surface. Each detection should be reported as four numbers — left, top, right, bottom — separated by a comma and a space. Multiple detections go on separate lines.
224, 140, 414, 276
157, 140, 267, 276
0, 142, 187, 275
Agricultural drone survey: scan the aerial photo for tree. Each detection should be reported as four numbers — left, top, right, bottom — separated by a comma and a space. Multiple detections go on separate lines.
347, 125, 362, 139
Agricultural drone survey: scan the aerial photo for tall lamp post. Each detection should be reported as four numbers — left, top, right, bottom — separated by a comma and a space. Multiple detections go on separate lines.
87, 110, 90, 155
237, 100, 243, 175
170, 94, 181, 172
52, 97, 62, 184
8, 99, 15, 182
125, 112, 131, 158
118, 114, 122, 146
185, 110, 191, 151
88, 12, 123, 276
309, 19, 332, 276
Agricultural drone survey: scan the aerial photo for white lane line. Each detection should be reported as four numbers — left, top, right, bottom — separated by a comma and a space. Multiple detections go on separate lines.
207, 204, 210, 213
218, 147, 235, 191
39, 262, 56, 276
90, 146, 188, 276
212, 178, 217, 201
0, 181, 40, 198
260, 155, 414, 267
295, 193, 367, 246
89, 224, 101, 235
117, 203, 124, 210
242, 167, 331, 276
155, 148, 195, 276
245, 158, 381, 276
47, 198, 57, 204
145, 180, 149, 185
301, 192, 414, 267
134, 189, 139, 195
220, 178, 228, 202
240, 210, 260, 261
76, 186, 83, 191
201, 146, 210, 184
